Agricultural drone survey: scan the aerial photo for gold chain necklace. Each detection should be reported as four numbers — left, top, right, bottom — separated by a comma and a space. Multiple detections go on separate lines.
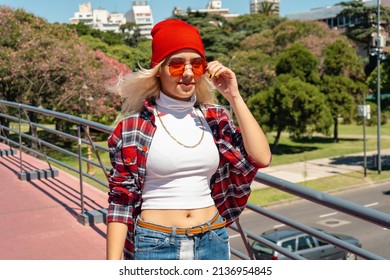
155, 106, 205, 148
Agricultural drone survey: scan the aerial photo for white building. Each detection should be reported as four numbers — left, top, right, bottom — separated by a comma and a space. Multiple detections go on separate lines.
173, 1, 239, 21
250, 0, 280, 15
125, 1, 154, 39
70, 2, 126, 32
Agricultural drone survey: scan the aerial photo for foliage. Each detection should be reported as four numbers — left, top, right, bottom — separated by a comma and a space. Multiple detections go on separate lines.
69, 23, 124, 45
321, 40, 367, 141
275, 42, 320, 84
257, 1, 278, 17
69, 22, 152, 69
228, 13, 284, 36
0, 7, 129, 124
226, 49, 275, 101
338, 1, 390, 46
322, 40, 366, 81
367, 62, 390, 114
248, 74, 332, 149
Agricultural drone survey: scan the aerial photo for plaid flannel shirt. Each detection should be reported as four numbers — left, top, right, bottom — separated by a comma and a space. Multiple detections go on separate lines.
107, 99, 267, 259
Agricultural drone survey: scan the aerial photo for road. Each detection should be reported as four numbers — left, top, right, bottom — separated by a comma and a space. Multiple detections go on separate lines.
229, 181, 390, 259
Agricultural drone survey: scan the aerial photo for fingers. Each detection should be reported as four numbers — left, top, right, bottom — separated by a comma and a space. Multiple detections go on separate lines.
206, 61, 227, 80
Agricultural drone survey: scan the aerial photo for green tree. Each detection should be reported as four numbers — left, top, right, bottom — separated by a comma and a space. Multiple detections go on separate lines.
321, 39, 367, 141
248, 75, 332, 150
69, 23, 124, 45
0, 7, 129, 124
321, 75, 357, 141
366, 63, 390, 122
258, 1, 278, 17
338, 1, 390, 44
322, 40, 366, 81
276, 42, 320, 84
228, 12, 284, 37
226, 49, 275, 101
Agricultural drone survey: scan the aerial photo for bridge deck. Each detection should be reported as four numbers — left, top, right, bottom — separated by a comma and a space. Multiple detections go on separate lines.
0, 143, 107, 260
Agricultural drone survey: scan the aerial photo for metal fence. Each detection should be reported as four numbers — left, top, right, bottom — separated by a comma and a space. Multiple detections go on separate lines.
0, 100, 389, 260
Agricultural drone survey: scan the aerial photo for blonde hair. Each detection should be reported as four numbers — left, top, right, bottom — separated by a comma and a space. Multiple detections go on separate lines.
109, 60, 217, 120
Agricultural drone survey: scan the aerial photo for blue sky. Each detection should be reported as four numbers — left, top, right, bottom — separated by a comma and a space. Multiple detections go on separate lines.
0, 0, 343, 24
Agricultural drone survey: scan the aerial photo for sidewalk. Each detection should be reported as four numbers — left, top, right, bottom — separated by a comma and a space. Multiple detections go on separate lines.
252, 148, 390, 189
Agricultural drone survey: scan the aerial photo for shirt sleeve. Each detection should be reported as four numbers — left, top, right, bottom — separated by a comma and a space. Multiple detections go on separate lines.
206, 105, 267, 225
106, 121, 141, 225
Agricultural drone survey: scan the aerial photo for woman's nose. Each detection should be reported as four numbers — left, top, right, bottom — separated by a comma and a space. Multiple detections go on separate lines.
183, 64, 194, 76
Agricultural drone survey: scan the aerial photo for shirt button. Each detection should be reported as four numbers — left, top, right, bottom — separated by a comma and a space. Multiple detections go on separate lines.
125, 158, 132, 164
142, 146, 148, 152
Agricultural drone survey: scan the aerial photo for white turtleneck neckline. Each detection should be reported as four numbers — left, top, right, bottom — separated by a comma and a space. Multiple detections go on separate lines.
155, 91, 196, 113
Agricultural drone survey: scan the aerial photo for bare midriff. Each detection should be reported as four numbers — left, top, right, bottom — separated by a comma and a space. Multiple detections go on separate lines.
140, 205, 217, 228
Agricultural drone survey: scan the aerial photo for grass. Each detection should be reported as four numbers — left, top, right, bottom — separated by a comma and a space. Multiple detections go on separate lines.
267, 122, 390, 166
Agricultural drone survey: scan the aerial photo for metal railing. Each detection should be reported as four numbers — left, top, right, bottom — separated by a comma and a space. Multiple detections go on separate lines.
0, 100, 389, 260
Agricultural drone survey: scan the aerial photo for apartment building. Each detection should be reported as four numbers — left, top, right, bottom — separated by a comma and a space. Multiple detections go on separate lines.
69, 1, 153, 37
125, 1, 154, 39
69, 2, 126, 32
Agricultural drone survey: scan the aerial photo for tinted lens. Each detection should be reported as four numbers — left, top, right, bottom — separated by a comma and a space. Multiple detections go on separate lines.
168, 59, 186, 76
191, 59, 206, 76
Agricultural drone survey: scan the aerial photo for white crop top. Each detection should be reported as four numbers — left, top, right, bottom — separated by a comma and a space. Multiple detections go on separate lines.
141, 92, 220, 210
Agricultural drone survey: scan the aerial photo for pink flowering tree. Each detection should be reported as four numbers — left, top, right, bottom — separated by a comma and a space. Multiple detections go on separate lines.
0, 7, 130, 124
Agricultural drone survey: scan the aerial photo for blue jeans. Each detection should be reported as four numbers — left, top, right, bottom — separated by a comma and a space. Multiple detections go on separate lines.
134, 214, 230, 260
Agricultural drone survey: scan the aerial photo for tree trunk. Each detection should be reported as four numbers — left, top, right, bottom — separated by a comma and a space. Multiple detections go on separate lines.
333, 117, 339, 143
272, 127, 283, 153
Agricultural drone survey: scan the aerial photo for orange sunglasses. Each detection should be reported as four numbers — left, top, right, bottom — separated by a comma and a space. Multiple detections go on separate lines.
166, 57, 207, 77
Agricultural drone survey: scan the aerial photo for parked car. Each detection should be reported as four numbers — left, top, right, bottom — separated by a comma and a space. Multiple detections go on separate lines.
250, 227, 362, 260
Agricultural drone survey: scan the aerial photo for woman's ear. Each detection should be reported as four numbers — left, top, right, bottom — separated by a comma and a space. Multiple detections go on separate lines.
155, 67, 161, 78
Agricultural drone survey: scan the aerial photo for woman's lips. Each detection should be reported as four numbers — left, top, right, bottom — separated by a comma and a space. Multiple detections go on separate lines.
179, 82, 195, 91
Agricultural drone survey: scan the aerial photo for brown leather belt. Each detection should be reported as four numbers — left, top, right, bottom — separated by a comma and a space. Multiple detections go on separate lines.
136, 214, 226, 236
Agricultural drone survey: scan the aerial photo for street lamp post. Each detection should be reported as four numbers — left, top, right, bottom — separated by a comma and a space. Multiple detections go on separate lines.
376, 0, 382, 174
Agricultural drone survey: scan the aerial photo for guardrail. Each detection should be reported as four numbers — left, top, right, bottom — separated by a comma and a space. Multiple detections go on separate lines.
0, 100, 389, 260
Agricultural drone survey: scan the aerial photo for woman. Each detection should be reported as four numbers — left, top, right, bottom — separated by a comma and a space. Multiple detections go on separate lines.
106, 19, 271, 260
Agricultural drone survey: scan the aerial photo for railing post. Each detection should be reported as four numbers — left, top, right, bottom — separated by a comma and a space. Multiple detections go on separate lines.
18, 106, 23, 174
235, 218, 255, 260
77, 125, 85, 214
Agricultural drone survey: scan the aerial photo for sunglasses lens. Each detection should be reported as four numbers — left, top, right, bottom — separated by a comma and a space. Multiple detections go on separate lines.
168, 60, 185, 76
192, 60, 206, 76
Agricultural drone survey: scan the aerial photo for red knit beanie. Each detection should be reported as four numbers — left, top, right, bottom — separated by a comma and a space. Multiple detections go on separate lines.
150, 19, 206, 67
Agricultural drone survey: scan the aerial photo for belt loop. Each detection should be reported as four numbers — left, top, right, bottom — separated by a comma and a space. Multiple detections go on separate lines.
170, 227, 176, 245
207, 222, 213, 240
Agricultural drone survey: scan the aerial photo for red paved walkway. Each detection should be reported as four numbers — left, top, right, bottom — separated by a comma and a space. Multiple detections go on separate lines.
0, 142, 107, 260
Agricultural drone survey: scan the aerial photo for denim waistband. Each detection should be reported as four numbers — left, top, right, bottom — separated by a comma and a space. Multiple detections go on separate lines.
136, 211, 226, 236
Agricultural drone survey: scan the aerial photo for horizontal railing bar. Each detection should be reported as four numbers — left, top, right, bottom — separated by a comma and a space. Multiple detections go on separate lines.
254, 172, 390, 229
229, 223, 306, 260
230, 248, 251, 260
0, 113, 110, 153
0, 100, 113, 134
0, 125, 111, 172
245, 202, 386, 260
0, 136, 109, 189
